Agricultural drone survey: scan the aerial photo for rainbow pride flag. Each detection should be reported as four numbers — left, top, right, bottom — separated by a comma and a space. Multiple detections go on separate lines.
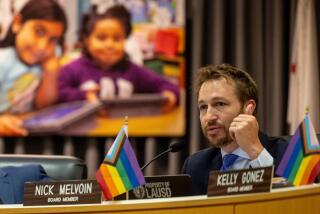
276, 114, 320, 185
96, 127, 145, 199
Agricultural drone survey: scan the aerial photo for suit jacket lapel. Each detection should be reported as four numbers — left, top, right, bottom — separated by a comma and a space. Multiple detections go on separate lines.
0, 169, 15, 204
210, 149, 222, 171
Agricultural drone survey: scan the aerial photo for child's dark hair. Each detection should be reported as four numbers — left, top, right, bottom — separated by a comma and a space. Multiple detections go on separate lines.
79, 4, 131, 57
0, 0, 67, 47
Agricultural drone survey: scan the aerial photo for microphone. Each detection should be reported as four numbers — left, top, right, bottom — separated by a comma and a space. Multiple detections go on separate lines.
169, 141, 186, 152
141, 141, 186, 171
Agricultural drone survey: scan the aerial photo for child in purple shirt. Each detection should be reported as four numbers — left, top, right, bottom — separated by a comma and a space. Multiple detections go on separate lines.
58, 5, 179, 112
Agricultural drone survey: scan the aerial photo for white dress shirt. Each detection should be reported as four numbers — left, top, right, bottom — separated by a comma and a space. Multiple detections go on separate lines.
221, 147, 273, 170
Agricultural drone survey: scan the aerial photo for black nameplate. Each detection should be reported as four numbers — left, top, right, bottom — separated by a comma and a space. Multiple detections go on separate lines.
208, 166, 273, 196
23, 180, 101, 206
115, 175, 192, 200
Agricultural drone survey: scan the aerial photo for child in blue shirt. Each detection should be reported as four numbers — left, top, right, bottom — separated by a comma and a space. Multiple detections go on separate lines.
0, 0, 67, 136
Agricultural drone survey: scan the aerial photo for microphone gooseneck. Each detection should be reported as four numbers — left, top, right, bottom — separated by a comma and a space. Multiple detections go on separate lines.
141, 141, 186, 171
169, 141, 186, 152
141, 148, 171, 171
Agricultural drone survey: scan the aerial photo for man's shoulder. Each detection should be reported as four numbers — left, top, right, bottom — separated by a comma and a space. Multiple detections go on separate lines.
1, 164, 43, 175
259, 132, 288, 148
182, 146, 222, 185
259, 132, 289, 165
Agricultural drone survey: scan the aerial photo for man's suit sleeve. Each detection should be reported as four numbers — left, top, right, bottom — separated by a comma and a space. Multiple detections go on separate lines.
259, 132, 289, 175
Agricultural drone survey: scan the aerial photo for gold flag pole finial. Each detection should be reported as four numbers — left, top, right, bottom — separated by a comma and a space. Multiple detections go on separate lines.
305, 107, 310, 115
124, 116, 128, 136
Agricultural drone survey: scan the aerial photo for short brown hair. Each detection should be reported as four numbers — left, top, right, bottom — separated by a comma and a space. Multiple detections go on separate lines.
195, 64, 258, 115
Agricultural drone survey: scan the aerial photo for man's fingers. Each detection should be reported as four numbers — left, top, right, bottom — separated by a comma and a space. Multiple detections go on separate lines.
232, 114, 254, 122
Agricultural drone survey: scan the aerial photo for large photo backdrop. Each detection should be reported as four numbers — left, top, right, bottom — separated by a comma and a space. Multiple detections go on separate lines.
0, 0, 186, 137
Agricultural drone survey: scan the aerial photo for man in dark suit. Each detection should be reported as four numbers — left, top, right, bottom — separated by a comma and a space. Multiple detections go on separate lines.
0, 164, 50, 204
182, 64, 288, 195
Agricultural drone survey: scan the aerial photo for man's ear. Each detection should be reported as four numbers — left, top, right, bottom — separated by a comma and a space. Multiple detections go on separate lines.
244, 99, 256, 115
12, 15, 23, 33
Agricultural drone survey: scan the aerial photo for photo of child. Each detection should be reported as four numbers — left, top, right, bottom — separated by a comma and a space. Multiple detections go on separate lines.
57, 4, 180, 113
0, 0, 67, 136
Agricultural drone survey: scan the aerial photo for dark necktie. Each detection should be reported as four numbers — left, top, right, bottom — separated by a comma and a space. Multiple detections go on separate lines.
221, 154, 239, 171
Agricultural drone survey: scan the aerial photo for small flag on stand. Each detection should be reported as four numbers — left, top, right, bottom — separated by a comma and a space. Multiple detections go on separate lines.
96, 119, 145, 200
276, 113, 320, 185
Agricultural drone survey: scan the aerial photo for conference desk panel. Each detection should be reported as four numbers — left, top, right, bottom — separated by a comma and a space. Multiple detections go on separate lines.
1, 184, 320, 214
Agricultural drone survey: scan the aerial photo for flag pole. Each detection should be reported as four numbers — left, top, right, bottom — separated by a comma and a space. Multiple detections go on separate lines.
124, 115, 129, 200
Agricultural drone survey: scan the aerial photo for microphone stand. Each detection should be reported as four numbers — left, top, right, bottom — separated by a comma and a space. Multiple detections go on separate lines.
141, 148, 171, 171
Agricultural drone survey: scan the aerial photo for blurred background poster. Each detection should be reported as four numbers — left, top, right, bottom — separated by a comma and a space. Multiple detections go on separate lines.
0, 0, 186, 137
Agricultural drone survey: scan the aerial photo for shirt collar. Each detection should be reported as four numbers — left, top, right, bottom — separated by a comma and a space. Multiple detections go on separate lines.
221, 147, 250, 160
